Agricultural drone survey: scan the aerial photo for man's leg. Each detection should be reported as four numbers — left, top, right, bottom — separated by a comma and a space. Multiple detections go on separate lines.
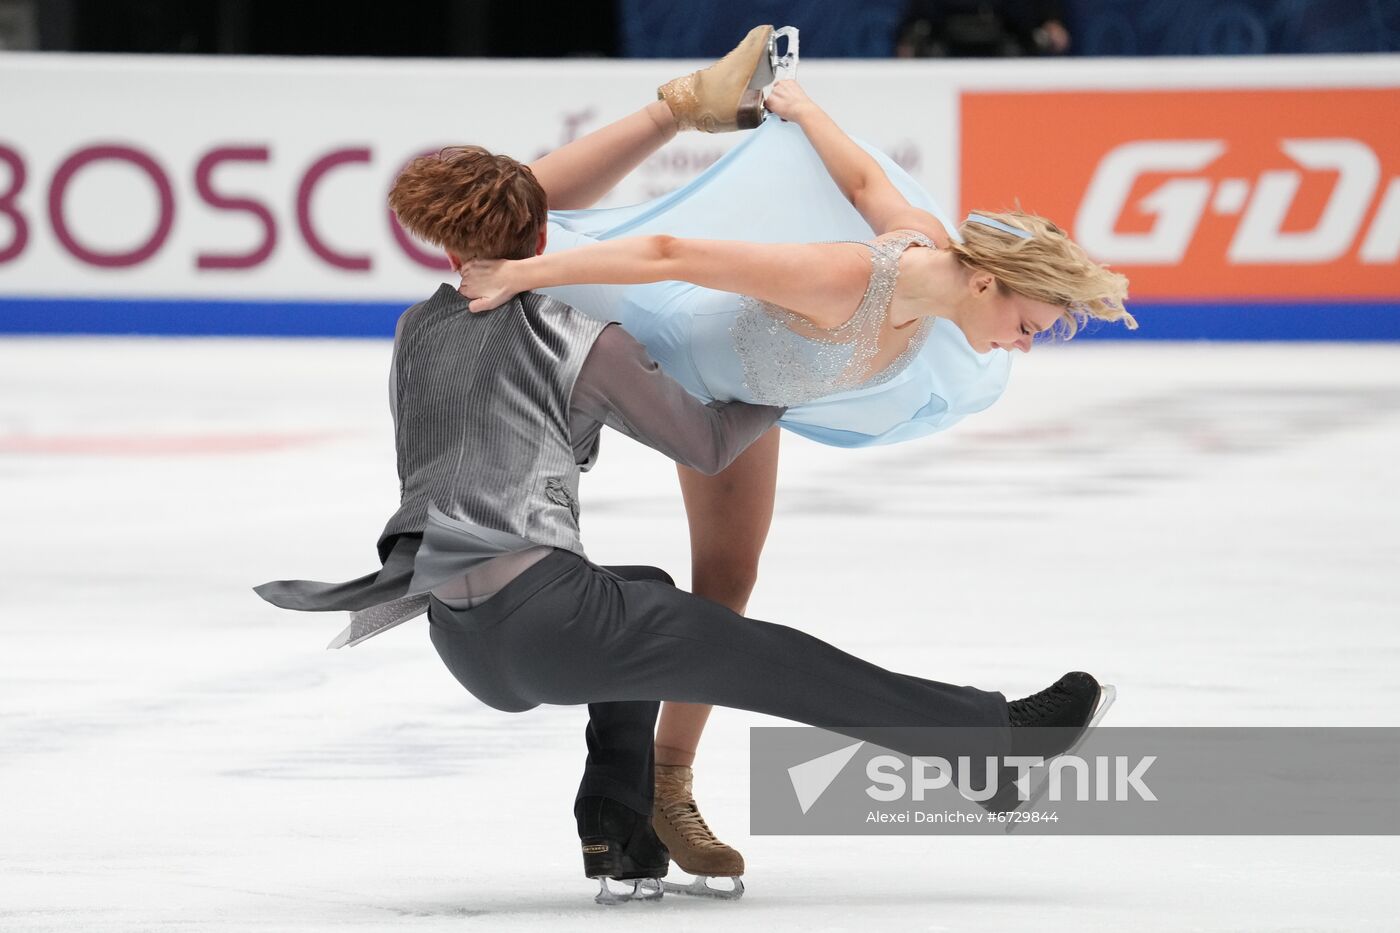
574, 700, 669, 894
574, 565, 674, 818
611, 576, 1012, 759
427, 565, 671, 893
458, 553, 1011, 764
577, 701, 659, 817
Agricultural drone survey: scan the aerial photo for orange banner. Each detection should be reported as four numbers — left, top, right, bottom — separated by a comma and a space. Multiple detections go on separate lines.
960, 89, 1400, 299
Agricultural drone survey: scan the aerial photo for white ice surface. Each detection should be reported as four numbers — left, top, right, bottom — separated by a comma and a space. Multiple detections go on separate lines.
2, 337, 1398, 931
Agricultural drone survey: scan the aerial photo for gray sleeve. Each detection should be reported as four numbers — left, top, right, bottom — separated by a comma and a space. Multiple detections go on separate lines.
572, 324, 785, 475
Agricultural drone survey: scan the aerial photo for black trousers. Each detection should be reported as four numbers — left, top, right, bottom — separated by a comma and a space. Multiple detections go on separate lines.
427, 549, 1010, 819
573, 566, 673, 817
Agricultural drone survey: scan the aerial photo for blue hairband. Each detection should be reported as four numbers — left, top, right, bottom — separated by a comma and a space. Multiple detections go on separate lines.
964, 213, 1032, 240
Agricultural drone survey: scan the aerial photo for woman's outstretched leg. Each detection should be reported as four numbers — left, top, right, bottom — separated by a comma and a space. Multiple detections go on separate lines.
651, 426, 780, 880
528, 21, 776, 210
529, 101, 677, 210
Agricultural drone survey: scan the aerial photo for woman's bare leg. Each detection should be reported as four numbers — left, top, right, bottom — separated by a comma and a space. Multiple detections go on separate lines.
528, 101, 678, 210
656, 427, 781, 767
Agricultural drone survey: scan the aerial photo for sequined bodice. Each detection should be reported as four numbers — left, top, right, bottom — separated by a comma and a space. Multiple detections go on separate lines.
728, 230, 935, 406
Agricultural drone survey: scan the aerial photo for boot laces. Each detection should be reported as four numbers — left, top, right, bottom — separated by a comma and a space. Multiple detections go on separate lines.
661, 796, 725, 850
1010, 685, 1071, 725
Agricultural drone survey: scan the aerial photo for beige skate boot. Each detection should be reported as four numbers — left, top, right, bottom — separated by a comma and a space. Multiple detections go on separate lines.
652, 764, 745, 899
657, 25, 775, 133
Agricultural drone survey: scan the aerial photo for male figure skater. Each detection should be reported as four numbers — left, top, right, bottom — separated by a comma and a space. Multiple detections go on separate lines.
256, 145, 1109, 903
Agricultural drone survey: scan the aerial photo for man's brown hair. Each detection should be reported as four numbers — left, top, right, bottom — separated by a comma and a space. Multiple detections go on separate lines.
389, 146, 547, 263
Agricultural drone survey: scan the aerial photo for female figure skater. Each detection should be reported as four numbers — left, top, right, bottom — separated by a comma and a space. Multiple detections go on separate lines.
431, 25, 1134, 887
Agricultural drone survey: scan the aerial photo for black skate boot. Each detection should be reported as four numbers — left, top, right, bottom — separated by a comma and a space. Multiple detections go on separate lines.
1009, 671, 1105, 758
576, 796, 671, 905
982, 671, 1116, 814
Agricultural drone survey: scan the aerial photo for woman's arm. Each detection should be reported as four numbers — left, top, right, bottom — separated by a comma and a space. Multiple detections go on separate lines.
765, 81, 950, 245
459, 235, 870, 328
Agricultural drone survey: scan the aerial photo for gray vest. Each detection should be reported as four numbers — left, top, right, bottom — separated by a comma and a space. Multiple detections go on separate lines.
254, 283, 607, 633
379, 283, 609, 557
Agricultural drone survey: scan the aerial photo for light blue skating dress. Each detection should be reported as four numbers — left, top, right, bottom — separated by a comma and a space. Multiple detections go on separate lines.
539, 118, 1010, 448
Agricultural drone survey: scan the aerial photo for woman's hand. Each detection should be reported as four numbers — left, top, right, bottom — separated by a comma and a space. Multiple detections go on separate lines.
458, 259, 521, 312
764, 80, 817, 124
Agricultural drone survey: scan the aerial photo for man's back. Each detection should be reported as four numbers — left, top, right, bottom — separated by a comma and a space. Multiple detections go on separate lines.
255, 282, 781, 643
379, 284, 609, 559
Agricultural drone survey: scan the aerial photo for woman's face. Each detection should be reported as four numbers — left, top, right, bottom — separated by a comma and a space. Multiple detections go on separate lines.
961, 273, 1064, 354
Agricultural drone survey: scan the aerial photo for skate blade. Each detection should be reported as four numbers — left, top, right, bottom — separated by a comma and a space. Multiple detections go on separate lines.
770, 26, 800, 84
1004, 684, 1117, 834
749, 26, 798, 97
594, 876, 664, 906
661, 874, 745, 900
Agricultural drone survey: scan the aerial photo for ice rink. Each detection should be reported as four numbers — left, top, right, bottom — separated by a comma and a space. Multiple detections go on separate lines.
3, 335, 1398, 931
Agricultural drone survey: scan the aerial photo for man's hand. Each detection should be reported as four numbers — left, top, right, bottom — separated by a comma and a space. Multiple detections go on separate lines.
458, 259, 520, 312
764, 80, 817, 124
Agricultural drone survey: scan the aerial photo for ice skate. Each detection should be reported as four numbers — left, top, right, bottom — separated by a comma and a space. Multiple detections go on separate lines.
1003, 677, 1116, 831
653, 764, 746, 900
593, 877, 664, 905
979, 672, 1117, 822
576, 796, 670, 905
657, 25, 799, 133
659, 873, 745, 900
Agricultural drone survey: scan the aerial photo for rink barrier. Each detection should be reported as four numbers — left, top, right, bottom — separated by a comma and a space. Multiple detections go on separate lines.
3, 296, 1396, 341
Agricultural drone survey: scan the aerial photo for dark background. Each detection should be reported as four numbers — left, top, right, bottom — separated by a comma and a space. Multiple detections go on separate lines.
13, 0, 1400, 57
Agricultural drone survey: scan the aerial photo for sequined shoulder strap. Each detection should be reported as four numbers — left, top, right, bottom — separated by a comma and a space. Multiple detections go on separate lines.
873, 228, 936, 256
841, 230, 932, 334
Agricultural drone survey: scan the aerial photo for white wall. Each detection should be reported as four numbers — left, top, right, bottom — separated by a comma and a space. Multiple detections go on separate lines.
0, 53, 1396, 305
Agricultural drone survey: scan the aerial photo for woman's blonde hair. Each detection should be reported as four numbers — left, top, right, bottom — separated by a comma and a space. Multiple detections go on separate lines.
950, 210, 1135, 338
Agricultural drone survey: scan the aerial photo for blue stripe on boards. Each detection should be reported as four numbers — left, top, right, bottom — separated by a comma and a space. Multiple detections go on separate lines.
1, 296, 1398, 341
